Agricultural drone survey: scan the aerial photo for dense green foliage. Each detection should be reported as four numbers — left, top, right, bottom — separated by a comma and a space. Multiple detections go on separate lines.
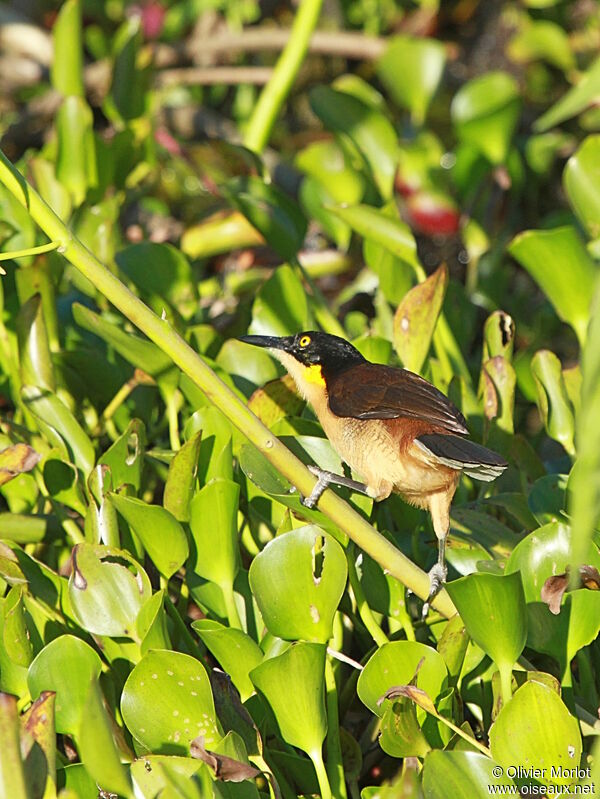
1, 0, 600, 797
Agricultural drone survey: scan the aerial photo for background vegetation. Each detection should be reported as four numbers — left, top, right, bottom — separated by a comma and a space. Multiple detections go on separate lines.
0, 0, 599, 796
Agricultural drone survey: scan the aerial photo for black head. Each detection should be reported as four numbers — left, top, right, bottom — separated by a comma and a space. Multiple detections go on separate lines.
239, 331, 365, 378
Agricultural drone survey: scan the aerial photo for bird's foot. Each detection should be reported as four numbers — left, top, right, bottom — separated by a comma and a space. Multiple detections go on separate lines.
422, 562, 448, 618
300, 466, 368, 509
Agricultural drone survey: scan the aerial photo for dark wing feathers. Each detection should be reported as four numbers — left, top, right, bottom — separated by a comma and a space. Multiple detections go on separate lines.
327, 364, 469, 435
415, 434, 508, 482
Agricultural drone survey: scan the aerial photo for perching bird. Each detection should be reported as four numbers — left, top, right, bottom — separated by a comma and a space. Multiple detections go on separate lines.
240, 331, 508, 610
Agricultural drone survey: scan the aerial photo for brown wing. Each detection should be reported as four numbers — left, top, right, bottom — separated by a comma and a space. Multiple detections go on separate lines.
327, 363, 469, 435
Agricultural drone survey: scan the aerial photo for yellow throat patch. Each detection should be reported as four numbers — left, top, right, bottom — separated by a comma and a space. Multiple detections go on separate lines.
302, 363, 326, 386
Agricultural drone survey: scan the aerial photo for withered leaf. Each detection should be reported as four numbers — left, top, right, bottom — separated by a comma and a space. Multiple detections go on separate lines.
541, 565, 600, 615
190, 736, 261, 783
0, 443, 40, 487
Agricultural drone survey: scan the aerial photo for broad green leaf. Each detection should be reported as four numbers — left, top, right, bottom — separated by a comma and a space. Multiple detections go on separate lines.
295, 139, 365, 206
16, 293, 55, 392
216, 339, 280, 396
121, 650, 220, 754
508, 20, 574, 72
489, 681, 581, 787
249, 525, 347, 643
0, 694, 28, 799
527, 475, 568, 527
357, 641, 448, 718
137, 589, 171, 654
508, 226, 597, 347
109, 494, 188, 579
445, 572, 526, 675
56, 96, 96, 206
222, 177, 307, 262
111, 19, 146, 120
68, 543, 152, 639
526, 592, 600, 674
28, 635, 102, 735
189, 478, 240, 590
29, 157, 72, 220
77, 678, 133, 798
310, 86, 398, 199
483, 311, 515, 362
535, 55, 600, 132
564, 135, 600, 241
98, 418, 146, 493
247, 374, 304, 428
3, 586, 32, 668
116, 243, 196, 316
130, 755, 205, 799
22, 385, 95, 476
531, 350, 575, 455
437, 615, 469, 687
249, 264, 310, 337
330, 204, 420, 271
451, 72, 520, 164
379, 693, 432, 758
42, 451, 87, 516
393, 263, 448, 374
163, 431, 201, 522
299, 176, 353, 249
250, 642, 327, 757
50, 0, 84, 96
377, 35, 446, 125
73, 303, 178, 387
423, 751, 515, 799
192, 620, 263, 702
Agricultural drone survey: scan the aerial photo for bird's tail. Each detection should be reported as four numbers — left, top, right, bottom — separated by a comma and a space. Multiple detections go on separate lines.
415, 434, 508, 482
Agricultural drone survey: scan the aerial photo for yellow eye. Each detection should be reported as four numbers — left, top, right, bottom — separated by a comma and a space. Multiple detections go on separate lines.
299, 335, 311, 348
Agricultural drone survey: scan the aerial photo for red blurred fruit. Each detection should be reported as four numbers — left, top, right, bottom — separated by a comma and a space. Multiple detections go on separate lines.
403, 190, 460, 237
140, 0, 165, 39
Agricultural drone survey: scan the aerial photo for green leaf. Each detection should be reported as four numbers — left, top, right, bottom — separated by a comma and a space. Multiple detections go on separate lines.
357, 641, 448, 718
508, 20, 575, 72
21, 691, 57, 798
68, 543, 152, 639
248, 525, 347, 643
116, 243, 197, 316
310, 86, 398, 200
0, 444, 40, 489
508, 226, 597, 347
249, 264, 310, 337
130, 755, 206, 798
3, 586, 32, 668
445, 572, 526, 675
189, 478, 240, 590
563, 135, 600, 241
222, 177, 307, 262
250, 642, 327, 757
137, 589, 171, 654
295, 139, 365, 207
451, 72, 521, 164
531, 350, 575, 455
216, 339, 280, 396
393, 263, 448, 373
50, 0, 84, 96
16, 293, 55, 392
163, 431, 201, 522
77, 678, 133, 798
98, 419, 146, 493
22, 385, 95, 476
527, 475, 568, 528
489, 681, 581, 787
28, 635, 102, 735
121, 650, 220, 754
56, 96, 96, 207
109, 494, 188, 579
0, 694, 28, 799
192, 620, 263, 702
377, 35, 446, 125
423, 751, 516, 798
535, 55, 600, 132
42, 451, 87, 516
111, 19, 146, 120
379, 693, 432, 758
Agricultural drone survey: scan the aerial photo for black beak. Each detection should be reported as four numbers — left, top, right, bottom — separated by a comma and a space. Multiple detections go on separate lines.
238, 334, 287, 350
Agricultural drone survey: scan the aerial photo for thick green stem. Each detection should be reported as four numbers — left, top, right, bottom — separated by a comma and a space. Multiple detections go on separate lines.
498, 663, 513, 709
0, 149, 456, 619
309, 747, 332, 799
244, 0, 323, 153
346, 549, 389, 647
324, 658, 347, 799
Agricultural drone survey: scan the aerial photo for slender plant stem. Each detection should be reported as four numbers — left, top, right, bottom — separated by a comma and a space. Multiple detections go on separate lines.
498, 663, 513, 709
244, 0, 323, 153
347, 549, 389, 647
310, 747, 332, 799
0, 149, 457, 619
324, 657, 347, 799
0, 240, 60, 262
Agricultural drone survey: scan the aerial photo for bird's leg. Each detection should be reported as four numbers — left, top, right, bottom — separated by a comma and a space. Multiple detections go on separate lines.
422, 535, 448, 618
300, 465, 368, 509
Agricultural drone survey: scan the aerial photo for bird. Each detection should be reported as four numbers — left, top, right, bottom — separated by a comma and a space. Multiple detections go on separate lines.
240, 331, 508, 612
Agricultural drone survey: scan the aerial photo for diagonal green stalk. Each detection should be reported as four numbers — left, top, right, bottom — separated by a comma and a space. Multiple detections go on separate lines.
0, 149, 456, 619
244, 0, 323, 153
